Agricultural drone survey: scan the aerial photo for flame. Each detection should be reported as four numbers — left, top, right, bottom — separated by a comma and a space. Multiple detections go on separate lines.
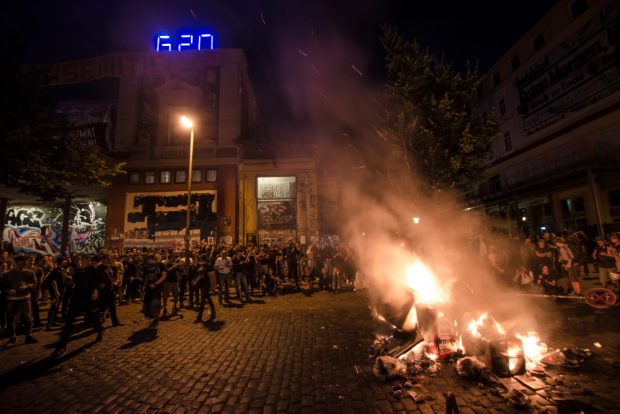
467, 313, 488, 337
515, 332, 547, 370
405, 260, 446, 304
506, 343, 522, 371
493, 319, 506, 336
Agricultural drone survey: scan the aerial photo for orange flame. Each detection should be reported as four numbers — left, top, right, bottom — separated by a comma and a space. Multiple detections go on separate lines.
515, 332, 547, 370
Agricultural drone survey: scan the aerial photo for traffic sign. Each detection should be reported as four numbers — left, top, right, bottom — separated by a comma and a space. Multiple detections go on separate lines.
584, 288, 617, 309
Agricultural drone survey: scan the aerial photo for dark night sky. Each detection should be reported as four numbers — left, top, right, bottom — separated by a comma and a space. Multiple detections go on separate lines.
5, 0, 557, 125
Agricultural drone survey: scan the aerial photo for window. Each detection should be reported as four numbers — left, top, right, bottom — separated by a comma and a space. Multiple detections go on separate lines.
561, 197, 585, 214
160, 170, 171, 184
175, 170, 187, 183
571, 0, 588, 19
499, 99, 507, 116
129, 171, 141, 185
477, 84, 484, 100
206, 169, 217, 182
144, 171, 156, 184
493, 72, 501, 87
510, 54, 520, 71
504, 132, 512, 152
192, 168, 202, 183
533, 33, 545, 52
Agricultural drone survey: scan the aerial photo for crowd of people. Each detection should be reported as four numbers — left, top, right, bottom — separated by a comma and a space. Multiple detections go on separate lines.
485, 231, 620, 296
0, 241, 358, 354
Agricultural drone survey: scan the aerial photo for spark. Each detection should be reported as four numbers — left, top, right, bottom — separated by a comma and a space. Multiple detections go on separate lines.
311, 64, 320, 76
298, 49, 309, 57
347, 142, 360, 153
260, 12, 267, 25
374, 127, 388, 142
352, 165, 366, 169
190, 9, 197, 20
351, 64, 364, 77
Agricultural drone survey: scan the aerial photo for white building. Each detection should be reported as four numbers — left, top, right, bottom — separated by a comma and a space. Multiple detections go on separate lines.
470, 0, 620, 236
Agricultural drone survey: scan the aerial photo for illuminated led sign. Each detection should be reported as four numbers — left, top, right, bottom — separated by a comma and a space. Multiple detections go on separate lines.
155, 32, 214, 52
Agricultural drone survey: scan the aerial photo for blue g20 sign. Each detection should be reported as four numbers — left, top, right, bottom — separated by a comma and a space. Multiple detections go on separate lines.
155, 32, 215, 52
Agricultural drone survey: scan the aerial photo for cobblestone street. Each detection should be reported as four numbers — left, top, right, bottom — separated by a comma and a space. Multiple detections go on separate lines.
0, 290, 619, 413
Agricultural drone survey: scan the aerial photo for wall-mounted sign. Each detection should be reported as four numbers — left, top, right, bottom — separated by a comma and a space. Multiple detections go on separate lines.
155, 32, 215, 52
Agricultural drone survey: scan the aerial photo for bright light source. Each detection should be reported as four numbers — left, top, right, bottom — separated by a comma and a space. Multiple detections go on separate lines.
180, 115, 193, 129
522, 216, 527, 222
540, 226, 547, 231
412, 217, 420, 224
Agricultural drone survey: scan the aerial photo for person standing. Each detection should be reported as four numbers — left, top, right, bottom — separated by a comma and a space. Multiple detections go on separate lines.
556, 237, 582, 295
194, 254, 216, 322
98, 255, 122, 327
142, 254, 167, 328
53, 255, 106, 356
43, 257, 66, 330
25, 255, 43, 328
162, 256, 180, 317
593, 237, 616, 289
214, 249, 232, 304
233, 250, 250, 302
1, 254, 38, 345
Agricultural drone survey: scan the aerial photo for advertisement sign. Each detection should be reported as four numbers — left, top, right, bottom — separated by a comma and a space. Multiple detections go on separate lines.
515, 2, 619, 135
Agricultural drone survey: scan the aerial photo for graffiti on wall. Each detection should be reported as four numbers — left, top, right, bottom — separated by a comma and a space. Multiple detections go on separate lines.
3, 202, 107, 256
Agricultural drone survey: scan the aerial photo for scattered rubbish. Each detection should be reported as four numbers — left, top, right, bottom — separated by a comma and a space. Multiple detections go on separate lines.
406, 390, 425, 403
507, 388, 531, 408
455, 357, 488, 381
593, 342, 602, 348
372, 356, 406, 381
514, 374, 548, 391
540, 348, 590, 368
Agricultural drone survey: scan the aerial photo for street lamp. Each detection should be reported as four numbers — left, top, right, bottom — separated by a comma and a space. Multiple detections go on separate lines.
180, 115, 194, 253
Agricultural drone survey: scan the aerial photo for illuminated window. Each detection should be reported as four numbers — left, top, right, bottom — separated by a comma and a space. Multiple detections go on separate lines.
206, 169, 217, 182
175, 170, 187, 183
192, 169, 202, 183
144, 171, 156, 184
129, 171, 141, 185
160, 170, 171, 184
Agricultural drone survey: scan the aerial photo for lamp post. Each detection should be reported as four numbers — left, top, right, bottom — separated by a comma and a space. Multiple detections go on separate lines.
180, 115, 194, 253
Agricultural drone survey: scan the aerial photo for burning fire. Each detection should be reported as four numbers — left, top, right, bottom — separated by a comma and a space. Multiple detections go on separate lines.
466, 313, 488, 337
405, 260, 447, 304
516, 332, 547, 370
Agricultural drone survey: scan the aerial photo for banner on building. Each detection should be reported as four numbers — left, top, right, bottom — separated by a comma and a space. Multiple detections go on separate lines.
515, 1, 619, 135
2, 202, 106, 256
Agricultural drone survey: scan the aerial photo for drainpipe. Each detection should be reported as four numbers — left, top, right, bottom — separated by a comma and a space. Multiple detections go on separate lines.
587, 168, 605, 237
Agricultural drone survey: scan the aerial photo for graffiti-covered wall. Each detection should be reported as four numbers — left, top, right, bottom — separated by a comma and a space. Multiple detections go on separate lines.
3, 202, 106, 256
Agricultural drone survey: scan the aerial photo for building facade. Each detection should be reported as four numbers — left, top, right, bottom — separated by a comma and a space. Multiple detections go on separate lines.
3, 48, 323, 254
469, 0, 620, 236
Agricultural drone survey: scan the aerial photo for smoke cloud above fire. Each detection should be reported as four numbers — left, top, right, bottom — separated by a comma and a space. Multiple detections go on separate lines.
267, 9, 545, 341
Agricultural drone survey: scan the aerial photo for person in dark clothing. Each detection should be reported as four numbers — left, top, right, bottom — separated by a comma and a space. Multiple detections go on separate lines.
53, 255, 107, 356
233, 250, 250, 302
1, 254, 38, 345
142, 254, 167, 328
194, 255, 216, 322
25, 256, 43, 328
286, 242, 300, 285
44, 257, 66, 330
537, 265, 563, 295
98, 255, 122, 326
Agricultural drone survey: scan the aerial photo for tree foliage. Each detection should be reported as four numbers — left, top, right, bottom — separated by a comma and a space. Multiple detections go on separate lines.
0, 49, 124, 202
380, 26, 498, 190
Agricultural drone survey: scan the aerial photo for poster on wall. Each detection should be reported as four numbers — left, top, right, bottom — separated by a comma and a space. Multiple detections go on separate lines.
2, 202, 106, 256
515, 1, 619, 135
257, 201, 296, 229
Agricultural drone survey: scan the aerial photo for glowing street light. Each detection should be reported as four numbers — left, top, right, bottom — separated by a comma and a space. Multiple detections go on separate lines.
180, 115, 195, 253
412, 217, 420, 224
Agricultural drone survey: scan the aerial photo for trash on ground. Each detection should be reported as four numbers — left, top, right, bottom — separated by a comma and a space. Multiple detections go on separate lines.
373, 355, 407, 381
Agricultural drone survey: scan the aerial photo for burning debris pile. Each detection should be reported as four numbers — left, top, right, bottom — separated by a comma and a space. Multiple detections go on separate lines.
365, 256, 600, 412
